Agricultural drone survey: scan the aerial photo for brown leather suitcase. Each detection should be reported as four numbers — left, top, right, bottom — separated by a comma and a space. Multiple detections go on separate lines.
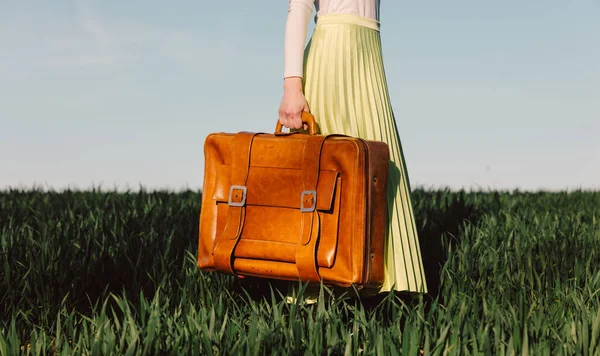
197, 113, 389, 291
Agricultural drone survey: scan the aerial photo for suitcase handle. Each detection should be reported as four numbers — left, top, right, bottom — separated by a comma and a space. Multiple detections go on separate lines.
275, 112, 317, 135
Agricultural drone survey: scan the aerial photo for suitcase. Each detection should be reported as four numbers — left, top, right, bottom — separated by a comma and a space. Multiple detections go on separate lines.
197, 113, 390, 290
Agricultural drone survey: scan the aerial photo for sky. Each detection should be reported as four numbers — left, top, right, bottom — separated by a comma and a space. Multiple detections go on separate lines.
1, 0, 598, 192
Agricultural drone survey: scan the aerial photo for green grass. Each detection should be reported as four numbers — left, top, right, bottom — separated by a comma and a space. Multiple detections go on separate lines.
1, 188, 600, 355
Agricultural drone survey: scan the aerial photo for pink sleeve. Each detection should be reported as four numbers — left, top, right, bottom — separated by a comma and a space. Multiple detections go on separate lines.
284, 0, 315, 78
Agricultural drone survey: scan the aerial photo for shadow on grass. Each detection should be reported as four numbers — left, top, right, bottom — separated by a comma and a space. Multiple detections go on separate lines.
411, 188, 483, 300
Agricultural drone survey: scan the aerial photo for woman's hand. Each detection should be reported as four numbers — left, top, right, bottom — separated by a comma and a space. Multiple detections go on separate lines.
278, 77, 309, 130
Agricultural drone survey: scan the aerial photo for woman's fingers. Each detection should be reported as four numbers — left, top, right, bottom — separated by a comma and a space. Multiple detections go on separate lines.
290, 112, 303, 129
302, 103, 310, 131
279, 111, 302, 130
278, 87, 308, 130
278, 109, 290, 129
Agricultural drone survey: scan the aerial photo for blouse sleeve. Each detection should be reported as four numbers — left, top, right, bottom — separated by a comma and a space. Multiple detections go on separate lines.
284, 0, 315, 78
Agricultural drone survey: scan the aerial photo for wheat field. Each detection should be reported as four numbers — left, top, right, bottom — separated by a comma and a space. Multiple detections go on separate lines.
1, 189, 599, 355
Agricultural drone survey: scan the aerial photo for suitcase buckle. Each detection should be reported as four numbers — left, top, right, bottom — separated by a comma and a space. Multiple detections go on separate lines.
228, 185, 247, 207
300, 190, 317, 212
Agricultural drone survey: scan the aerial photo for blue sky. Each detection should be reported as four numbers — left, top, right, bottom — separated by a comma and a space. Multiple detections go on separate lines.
1, 0, 598, 191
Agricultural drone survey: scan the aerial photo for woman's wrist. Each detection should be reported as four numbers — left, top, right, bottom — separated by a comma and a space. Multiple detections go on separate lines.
283, 76, 303, 92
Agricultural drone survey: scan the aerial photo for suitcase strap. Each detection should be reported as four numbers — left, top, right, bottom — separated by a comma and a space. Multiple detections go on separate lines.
296, 134, 329, 282
213, 131, 260, 275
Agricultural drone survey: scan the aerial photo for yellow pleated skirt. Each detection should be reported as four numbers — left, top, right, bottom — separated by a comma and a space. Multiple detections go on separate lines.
301, 14, 427, 294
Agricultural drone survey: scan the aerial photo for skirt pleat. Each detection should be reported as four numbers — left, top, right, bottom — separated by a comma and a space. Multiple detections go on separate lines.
302, 14, 427, 293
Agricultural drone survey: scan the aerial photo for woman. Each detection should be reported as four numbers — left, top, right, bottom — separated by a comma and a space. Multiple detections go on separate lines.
278, 0, 428, 296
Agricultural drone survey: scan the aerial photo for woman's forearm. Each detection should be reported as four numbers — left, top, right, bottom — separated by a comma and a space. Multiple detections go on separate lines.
283, 77, 303, 93
283, 0, 315, 79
